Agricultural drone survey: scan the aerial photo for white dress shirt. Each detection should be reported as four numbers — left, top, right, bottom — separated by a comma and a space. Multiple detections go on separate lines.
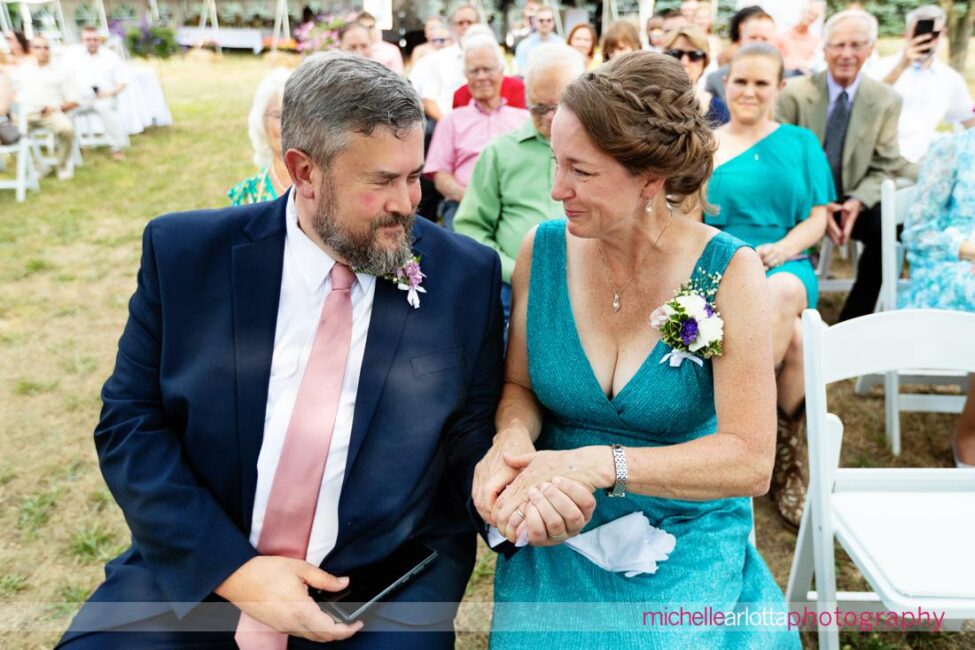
866, 54, 974, 163
16, 61, 81, 114
409, 43, 465, 117
249, 190, 376, 566
73, 46, 130, 96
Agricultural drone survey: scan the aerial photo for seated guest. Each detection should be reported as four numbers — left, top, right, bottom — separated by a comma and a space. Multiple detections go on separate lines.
706, 6, 775, 100
338, 22, 373, 58
601, 20, 640, 62
776, 8, 905, 322
687, 1, 723, 79
514, 5, 563, 75
411, 18, 451, 65
898, 129, 975, 468
453, 73, 526, 109
779, 1, 825, 75
2, 30, 33, 68
660, 8, 688, 34
73, 26, 129, 161
409, 4, 480, 123
867, 4, 975, 167
454, 44, 585, 320
567, 23, 597, 69
663, 24, 729, 126
704, 43, 833, 528
20, 35, 79, 180
645, 14, 666, 51
356, 10, 404, 74
227, 69, 291, 206
424, 33, 529, 229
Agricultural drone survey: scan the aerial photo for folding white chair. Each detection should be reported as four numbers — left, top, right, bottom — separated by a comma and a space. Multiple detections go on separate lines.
29, 116, 83, 173
814, 236, 859, 294
73, 106, 112, 149
0, 109, 40, 202
857, 179, 968, 455
787, 309, 975, 650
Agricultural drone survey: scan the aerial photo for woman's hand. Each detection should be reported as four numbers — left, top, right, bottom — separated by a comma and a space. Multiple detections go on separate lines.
491, 446, 612, 538
472, 429, 535, 525
501, 477, 597, 546
755, 242, 789, 269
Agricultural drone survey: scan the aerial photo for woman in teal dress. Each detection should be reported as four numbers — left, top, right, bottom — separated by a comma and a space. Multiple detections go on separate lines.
899, 129, 975, 468
227, 69, 291, 206
704, 44, 833, 528
472, 52, 798, 648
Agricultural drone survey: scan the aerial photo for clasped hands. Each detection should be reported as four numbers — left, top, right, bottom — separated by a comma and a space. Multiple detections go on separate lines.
472, 431, 603, 546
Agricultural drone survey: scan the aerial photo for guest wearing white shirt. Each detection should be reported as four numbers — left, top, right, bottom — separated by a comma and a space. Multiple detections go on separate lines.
74, 26, 129, 161
513, 6, 563, 75
20, 35, 79, 179
867, 5, 975, 165
408, 4, 480, 122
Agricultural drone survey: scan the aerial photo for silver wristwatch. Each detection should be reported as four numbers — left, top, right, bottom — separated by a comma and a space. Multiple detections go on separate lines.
606, 444, 628, 497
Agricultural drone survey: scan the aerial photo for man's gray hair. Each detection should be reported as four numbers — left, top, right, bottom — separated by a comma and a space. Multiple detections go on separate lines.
823, 8, 879, 45
525, 43, 586, 90
462, 31, 503, 67
281, 52, 424, 170
906, 4, 946, 29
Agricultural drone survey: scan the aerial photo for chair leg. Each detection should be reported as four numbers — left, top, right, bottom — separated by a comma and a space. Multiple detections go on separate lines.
785, 502, 813, 604
884, 371, 901, 456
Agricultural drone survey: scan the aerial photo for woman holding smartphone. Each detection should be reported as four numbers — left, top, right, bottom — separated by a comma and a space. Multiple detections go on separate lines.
702, 43, 834, 528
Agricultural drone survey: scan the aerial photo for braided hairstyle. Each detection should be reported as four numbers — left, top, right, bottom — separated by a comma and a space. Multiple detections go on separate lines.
560, 50, 716, 213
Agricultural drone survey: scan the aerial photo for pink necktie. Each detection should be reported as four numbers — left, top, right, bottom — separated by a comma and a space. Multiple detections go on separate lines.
235, 263, 356, 650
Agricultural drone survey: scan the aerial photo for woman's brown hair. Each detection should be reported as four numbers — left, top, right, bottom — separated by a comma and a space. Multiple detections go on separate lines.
661, 24, 712, 69
560, 50, 717, 212
566, 23, 597, 59
600, 20, 640, 61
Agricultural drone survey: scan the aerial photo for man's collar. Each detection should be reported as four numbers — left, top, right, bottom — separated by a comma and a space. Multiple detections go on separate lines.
826, 70, 863, 102
284, 188, 375, 294
466, 97, 509, 113
514, 118, 547, 144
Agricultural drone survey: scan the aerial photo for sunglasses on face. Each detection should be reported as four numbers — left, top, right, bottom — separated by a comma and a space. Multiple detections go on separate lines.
665, 48, 706, 63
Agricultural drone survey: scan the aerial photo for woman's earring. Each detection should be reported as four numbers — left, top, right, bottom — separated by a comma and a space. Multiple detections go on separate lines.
645, 197, 654, 217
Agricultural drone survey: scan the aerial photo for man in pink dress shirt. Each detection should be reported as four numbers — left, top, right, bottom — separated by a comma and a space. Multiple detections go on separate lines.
423, 32, 529, 230
357, 11, 404, 74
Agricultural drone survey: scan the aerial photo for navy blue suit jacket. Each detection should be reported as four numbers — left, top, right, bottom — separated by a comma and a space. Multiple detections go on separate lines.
68, 194, 504, 634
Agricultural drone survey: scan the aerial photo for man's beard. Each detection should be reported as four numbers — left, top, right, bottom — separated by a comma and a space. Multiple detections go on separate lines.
311, 174, 416, 276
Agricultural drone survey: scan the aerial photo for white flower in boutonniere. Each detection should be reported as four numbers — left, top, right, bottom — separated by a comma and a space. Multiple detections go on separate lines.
386, 255, 426, 309
649, 270, 724, 368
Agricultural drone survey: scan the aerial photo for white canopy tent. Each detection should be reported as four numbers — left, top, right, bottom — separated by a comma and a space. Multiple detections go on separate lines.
0, 0, 76, 40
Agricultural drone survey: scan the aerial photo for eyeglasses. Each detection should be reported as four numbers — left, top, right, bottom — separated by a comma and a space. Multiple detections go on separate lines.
465, 65, 501, 77
528, 103, 557, 117
825, 40, 871, 52
536, 17, 554, 23
665, 48, 707, 63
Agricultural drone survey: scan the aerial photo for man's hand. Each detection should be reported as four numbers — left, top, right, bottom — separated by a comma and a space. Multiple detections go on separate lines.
900, 33, 936, 68
472, 429, 535, 524
215, 556, 363, 643
40, 106, 56, 117
826, 199, 862, 246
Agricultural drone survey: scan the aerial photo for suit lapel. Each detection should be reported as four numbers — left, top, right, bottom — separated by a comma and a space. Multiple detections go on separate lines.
342, 223, 429, 481
844, 79, 878, 194
232, 197, 287, 532
807, 72, 829, 144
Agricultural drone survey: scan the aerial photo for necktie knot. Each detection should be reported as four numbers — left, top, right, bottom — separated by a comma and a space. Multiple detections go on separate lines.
330, 263, 355, 293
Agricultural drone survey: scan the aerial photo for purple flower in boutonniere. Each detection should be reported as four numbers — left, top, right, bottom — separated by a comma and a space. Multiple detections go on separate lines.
649, 271, 724, 368
390, 255, 426, 309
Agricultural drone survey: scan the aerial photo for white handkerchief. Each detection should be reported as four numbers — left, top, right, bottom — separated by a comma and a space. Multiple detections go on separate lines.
565, 511, 676, 577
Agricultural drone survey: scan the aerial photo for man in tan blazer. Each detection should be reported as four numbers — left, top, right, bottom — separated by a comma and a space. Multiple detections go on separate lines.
776, 8, 905, 321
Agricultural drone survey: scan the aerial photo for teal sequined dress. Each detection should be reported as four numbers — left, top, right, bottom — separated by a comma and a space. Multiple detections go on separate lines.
491, 220, 799, 649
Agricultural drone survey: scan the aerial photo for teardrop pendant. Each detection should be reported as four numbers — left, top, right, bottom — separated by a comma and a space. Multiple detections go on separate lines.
612, 292, 621, 312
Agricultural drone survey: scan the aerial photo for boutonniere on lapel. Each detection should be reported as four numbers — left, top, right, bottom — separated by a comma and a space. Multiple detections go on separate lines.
384, 255, 426, 309
649, 270, 724, 368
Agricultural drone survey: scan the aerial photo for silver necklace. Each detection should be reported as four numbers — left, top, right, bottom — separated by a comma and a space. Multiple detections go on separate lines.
596, 206, 674, 313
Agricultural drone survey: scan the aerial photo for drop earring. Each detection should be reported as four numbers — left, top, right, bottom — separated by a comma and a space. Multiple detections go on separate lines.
645, 197, 654, 217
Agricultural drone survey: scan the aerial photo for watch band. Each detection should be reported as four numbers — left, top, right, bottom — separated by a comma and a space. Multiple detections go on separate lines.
606, 444, 628, 497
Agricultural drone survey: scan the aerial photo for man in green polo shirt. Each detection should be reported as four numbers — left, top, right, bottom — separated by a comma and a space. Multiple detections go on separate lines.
454, 43, 585, 319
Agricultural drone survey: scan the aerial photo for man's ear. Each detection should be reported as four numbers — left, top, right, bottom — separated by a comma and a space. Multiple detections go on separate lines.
284, 149, 317, 200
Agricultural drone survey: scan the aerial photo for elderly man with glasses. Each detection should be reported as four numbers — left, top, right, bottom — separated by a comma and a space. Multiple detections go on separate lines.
777, 8, 906, 322
454, 44, 584, 321
513, 5, 563, 75
423, 32, 529, 231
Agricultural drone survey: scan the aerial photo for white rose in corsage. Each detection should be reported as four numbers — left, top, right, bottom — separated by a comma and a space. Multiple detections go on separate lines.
649, 270, 724, 368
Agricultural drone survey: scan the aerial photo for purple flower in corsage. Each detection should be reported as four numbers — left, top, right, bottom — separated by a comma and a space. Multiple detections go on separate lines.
391, 255, 426, 309
649, 271, 724, 368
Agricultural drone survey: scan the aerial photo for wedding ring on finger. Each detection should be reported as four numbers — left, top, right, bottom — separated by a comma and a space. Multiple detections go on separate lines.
514, 508, 526, 521
548, 531, 568, 541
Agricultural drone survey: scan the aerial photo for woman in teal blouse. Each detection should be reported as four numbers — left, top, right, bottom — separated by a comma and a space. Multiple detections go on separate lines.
703, 44, 833, 528
228, 69, 292, 206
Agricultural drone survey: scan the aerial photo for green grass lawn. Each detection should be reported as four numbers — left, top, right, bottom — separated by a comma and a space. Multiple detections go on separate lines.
1, 47, 973, 649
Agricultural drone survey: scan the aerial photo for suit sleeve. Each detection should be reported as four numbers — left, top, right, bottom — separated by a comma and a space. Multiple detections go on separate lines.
849, 94, 904, 209
774, 90, 800, 126
95, 222, 257, 618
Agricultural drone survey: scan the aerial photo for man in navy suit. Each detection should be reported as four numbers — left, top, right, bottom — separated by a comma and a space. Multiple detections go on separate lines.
58, 53, 593, 649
